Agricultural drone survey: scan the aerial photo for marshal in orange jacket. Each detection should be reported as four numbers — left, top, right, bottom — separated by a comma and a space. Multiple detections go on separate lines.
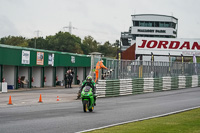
95, 60, 107, 83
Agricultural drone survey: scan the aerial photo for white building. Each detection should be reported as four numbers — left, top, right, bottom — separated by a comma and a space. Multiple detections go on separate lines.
121, 14, 178, 52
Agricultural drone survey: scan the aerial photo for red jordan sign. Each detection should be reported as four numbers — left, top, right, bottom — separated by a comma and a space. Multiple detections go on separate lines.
136, 37, 200, 56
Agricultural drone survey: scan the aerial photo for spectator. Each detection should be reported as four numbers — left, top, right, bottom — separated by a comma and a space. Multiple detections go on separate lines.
64, 71, 69, 88
67, 69, 73, 88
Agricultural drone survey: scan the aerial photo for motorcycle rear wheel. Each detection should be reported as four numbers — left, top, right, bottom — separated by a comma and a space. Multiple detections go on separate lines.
89, 106, 94, 112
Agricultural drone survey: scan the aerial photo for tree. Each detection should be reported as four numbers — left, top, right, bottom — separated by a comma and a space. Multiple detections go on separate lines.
98, 41, 118, 58
81, 36, 99, 55
28, 37, 47, 49
0, 32, 118, 57
113, 40, 120, 48
0, 36, 28, 47
45, 31, 83, 54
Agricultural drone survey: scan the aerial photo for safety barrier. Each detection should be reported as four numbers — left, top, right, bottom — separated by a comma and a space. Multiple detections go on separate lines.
96, 75, 200, 98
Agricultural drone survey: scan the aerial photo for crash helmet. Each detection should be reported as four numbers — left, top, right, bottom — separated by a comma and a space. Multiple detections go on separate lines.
86, 75, 92, 82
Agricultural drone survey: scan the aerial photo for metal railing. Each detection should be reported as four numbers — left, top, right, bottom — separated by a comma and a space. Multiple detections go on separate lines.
104, 59, 199, 80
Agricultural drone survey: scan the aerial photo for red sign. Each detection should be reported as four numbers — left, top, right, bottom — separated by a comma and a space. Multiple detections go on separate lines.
138, 40, 200, 50
136, 37, 200, 56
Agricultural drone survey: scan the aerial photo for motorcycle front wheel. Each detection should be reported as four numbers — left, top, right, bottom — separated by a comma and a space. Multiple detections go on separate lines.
83, 100, 88, 112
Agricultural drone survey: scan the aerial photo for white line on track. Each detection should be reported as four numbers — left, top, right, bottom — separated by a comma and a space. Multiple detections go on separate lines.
76, 106, 200, 133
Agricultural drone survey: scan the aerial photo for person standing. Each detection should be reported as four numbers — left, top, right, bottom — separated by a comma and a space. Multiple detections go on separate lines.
68, 70, 73, 88
95, 59, 107, 83
64, 70, 69, 88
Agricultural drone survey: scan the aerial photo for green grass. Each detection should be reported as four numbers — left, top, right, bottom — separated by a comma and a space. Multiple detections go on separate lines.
88, 108, 200, 133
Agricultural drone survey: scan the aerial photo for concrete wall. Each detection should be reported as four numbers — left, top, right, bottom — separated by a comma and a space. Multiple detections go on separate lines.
86, 67, 90, 76
72, 67, 75, 84
45, 67, 53, 87
18, 67, 29, 81
3, 65, 15, 86
77, 67, 83, 84
56, 67, 64, 85
32, 67, 41, 87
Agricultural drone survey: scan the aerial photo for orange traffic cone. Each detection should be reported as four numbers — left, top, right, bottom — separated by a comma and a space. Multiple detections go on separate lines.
57, 96, 59, 101
38, 94, 43, 103
8, 96, 13, 105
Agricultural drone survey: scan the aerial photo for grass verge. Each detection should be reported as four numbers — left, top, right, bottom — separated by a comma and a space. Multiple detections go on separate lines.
87, 108, 200, 133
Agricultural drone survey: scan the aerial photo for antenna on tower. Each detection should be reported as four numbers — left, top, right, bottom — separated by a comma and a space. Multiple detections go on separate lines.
35, 30, 41, 38
63, 22, 77, 34
34, 30, 42, 48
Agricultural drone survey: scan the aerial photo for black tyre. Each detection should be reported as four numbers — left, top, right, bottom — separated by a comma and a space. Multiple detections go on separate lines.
89, 106, 94, 112
83, 100, 88, 112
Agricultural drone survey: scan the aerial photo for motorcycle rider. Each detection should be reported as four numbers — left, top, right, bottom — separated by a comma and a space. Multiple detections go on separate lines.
80, 75, 97, 106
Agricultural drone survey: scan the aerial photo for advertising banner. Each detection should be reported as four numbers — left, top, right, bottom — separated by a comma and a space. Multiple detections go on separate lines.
48, 54, 54, 66
136, 37, 200, 56
71, 56, 75, 63
21, 50, 30, 64
36, 52, 44, 65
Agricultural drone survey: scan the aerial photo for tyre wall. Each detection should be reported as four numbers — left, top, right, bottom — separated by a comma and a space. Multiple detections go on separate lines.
96, 75, 200, 98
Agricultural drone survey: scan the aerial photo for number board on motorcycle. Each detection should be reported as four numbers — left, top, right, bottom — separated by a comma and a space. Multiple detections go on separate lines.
84, 86, 91, 92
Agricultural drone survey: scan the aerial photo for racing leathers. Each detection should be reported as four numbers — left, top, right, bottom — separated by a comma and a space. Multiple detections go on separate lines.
80, 79, 96, 105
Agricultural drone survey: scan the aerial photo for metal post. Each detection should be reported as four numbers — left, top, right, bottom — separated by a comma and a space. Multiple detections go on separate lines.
140, 55, 143, 78
0, 65, 2, 83
151, 52, 154, 77
176, 62, 179, 76
0, 65, 3, 91
53, 67, 56, 87
34, 38, 36, 48
64, 67, 68, 88
83, 67, 87, 80
169, 53, 171, 76
91, 55, 94, 74
118, 60, 121, 79
190, 63, 192, 75
74, 67, 77, 84
29, 67, 32, 88
41, 67, 44, 87
117, 60, 119, 79
181, 54, 184, 75
121, 60, 124, 79
15, 66, 19, 89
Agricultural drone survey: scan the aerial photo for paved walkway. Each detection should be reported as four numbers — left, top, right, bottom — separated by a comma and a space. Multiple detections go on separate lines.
0, 85, 81, 107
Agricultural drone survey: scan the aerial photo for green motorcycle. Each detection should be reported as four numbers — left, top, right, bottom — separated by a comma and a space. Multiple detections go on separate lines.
81, 85, 95, 112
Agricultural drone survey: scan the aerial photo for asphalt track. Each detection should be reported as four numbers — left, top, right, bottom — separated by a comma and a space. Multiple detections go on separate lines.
0, 87, 200, 133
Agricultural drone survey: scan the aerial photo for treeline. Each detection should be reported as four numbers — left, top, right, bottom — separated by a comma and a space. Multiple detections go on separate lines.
0, 31, 120, 58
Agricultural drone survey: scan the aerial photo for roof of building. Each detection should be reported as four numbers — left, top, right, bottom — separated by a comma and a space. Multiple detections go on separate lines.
0, 44, 89, 57
131, 14, 178, 20
89, 52, 102, 55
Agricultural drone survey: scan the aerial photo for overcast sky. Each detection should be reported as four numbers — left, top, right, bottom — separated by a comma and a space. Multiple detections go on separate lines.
0, 0, 199, 44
